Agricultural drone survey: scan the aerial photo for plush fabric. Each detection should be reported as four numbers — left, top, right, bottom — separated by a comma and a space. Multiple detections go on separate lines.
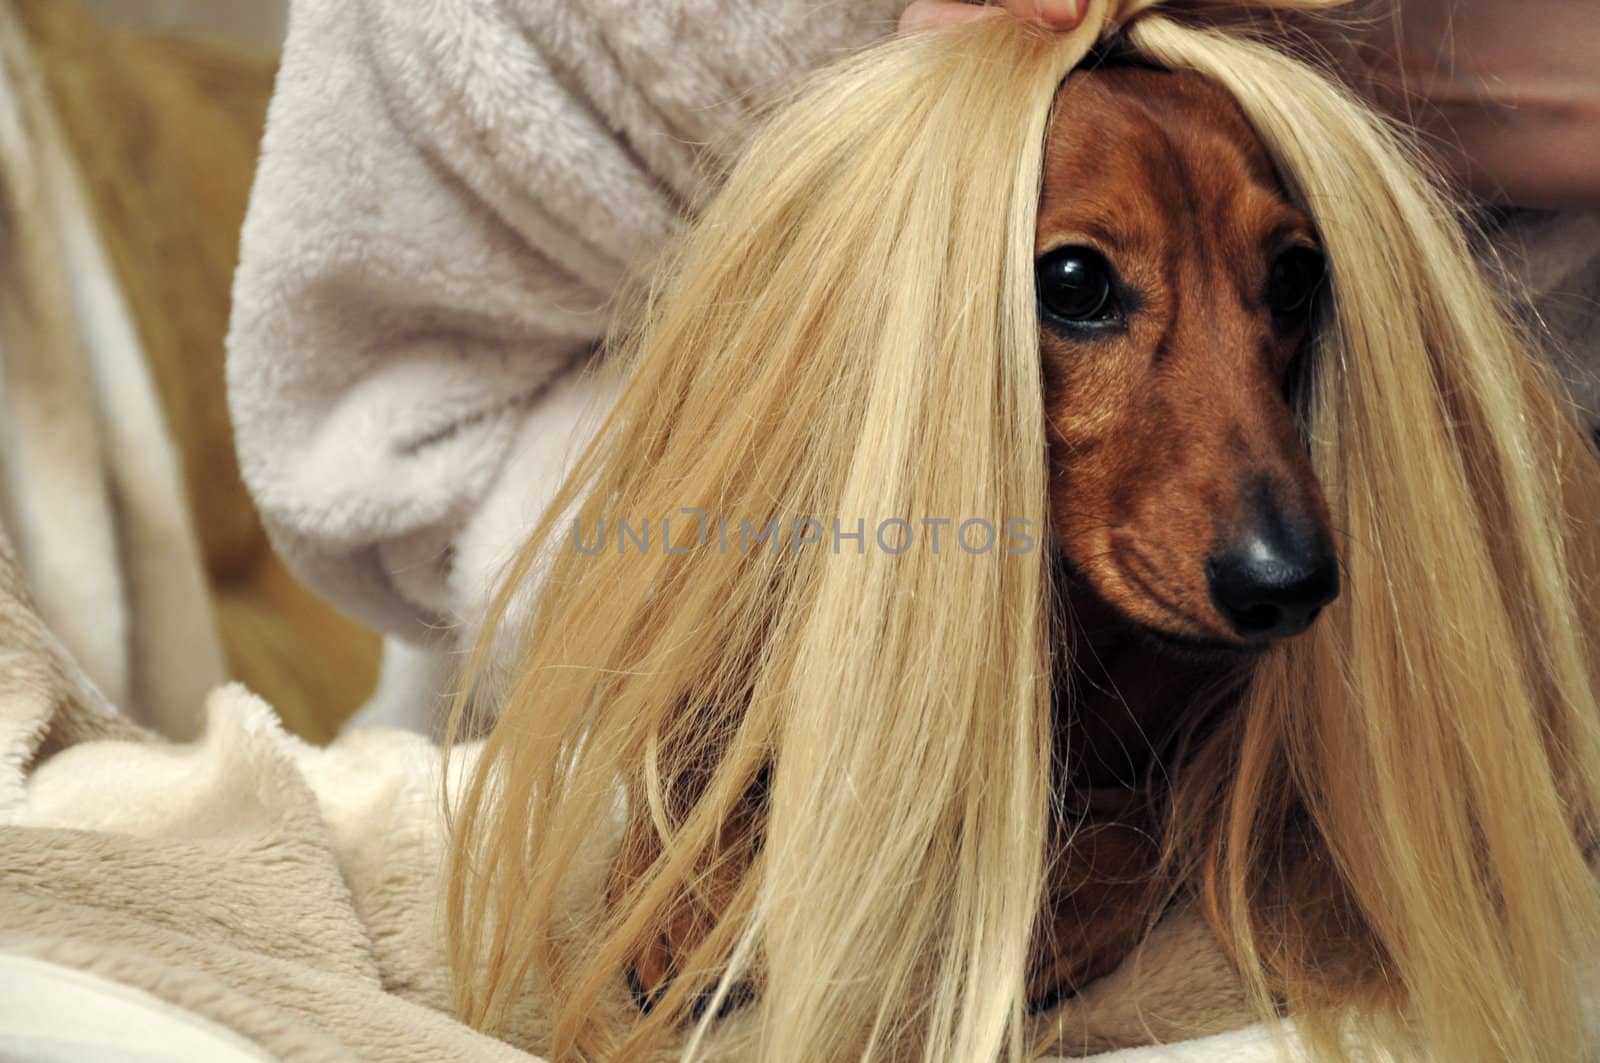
1, 698, 544, 1062
227, 0, 908, 655
0, 506, 543, 1060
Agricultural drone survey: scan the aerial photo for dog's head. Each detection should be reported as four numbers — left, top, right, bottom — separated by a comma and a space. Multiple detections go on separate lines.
1038, 62, 1338, 652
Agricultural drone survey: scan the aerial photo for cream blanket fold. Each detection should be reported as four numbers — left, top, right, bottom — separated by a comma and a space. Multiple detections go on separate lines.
0, 521, 535, 1061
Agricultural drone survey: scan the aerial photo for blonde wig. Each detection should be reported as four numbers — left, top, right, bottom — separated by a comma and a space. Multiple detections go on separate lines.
446, 2, 1600, 1060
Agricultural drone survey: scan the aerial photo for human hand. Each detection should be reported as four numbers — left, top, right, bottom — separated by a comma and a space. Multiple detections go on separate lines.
898, 0, 1087, 35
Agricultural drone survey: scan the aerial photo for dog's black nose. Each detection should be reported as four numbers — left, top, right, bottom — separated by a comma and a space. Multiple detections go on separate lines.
1206, 523, 1339, 640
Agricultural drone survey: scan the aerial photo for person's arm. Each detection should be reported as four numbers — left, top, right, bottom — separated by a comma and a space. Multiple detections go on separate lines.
1322, 0, 1600, 209
227, 0, 906, 640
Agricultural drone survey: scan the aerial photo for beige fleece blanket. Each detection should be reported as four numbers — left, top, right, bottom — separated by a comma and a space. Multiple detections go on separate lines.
0, 530, 535, 1060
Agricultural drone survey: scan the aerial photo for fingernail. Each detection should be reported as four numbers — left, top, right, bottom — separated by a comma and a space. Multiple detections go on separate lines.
1048, 0, 1086, 27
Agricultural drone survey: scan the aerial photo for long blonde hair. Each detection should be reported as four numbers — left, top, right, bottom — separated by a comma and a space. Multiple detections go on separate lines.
446, 3, 1600, 1060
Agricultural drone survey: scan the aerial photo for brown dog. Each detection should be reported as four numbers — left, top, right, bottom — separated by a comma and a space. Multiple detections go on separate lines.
621, 57, 1338, 1018
1030, 59, 1335, 1005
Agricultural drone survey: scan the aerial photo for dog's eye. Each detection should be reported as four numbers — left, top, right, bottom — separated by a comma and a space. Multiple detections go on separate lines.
1266, 246, 1325, 322
1037, 246, 1118, 325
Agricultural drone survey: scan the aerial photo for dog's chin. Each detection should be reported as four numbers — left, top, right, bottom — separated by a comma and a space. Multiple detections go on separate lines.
1131, 622, 1270, 662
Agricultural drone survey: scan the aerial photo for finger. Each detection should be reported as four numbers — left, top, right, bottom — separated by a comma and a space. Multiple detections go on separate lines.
898, 0, 1006, 34
1002, 0, 1088, 29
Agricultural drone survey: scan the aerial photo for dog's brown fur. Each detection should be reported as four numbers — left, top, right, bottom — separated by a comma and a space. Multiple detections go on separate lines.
1028, 63, 1330, 1003
619, 62, 1335, 1017
1040, 64, 1328, 645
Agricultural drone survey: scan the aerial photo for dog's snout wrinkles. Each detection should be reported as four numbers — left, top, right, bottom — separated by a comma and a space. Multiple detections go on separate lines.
1206, 491, 1339, 639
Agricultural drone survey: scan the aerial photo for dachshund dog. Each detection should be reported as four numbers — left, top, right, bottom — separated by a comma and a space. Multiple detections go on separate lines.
621, 58, 1337, 1017
1028, 59, 1334, 1007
